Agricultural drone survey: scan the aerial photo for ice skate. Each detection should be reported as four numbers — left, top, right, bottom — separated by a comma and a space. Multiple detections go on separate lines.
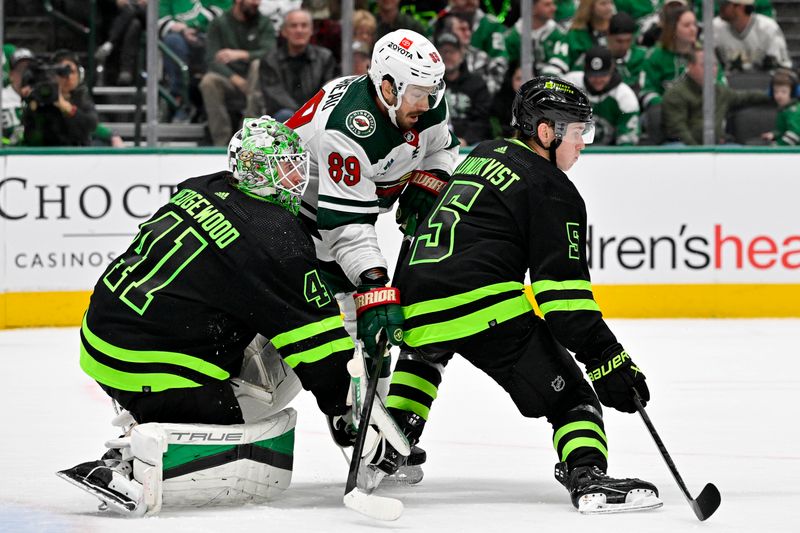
385, 445, 425, 485
554, 462, 663, 514
57, 459, 145, 516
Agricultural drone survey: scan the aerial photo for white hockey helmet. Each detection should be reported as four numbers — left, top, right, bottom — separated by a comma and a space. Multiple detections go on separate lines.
227, 116, 309, 215
369, 29, 446, 127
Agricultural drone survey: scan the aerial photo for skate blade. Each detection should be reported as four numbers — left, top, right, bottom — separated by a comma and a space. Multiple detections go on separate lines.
383, 464, 424, 485
56, 470, 145, 517
578, 490, 663, 514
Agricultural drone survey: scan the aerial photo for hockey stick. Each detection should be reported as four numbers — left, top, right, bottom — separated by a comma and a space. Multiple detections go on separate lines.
633, 392, 721, 521
343, 333, 403, 521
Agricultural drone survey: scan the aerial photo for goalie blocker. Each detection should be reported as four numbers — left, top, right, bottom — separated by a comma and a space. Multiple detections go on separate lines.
58, 409, 297, 516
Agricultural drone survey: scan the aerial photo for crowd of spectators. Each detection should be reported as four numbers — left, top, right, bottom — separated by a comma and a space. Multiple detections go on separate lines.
2, 0, 800, 147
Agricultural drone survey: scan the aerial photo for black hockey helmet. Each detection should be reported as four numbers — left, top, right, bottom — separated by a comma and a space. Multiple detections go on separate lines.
511, 76, 594, 142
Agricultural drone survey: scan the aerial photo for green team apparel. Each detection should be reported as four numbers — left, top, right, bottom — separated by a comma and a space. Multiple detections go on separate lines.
505, 19, 570, 76
772, 101, 800, 146
564, 72, 640, 145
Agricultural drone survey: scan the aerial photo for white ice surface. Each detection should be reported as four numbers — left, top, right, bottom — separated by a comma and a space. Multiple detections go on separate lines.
1, 319, 798, 532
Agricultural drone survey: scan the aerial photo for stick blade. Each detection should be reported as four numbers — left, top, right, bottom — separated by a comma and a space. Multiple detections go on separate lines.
690, 483, 721, 521
344, 488, 403, 521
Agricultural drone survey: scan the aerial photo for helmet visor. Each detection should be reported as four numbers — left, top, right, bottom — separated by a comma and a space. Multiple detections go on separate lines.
559, 121, 595, 145
404, 81, 445, 108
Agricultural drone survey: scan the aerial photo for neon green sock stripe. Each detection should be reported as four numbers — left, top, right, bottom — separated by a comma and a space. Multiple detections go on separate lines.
404, 295, 532, 347
80, 341, 202, 392
531, 279, 593, 294
560, 437, 609, 462
386, 395, 430, 420
402, 281, 524, 319
553, 421, 607, 450
272, 315, 346, 349
539, 299, 601, 316
284, 336, 354, 368
82, 315, 229, 381
390, 371, 438, 400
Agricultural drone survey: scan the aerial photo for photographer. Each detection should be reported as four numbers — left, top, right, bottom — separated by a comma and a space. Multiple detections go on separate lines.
22, 50, 98, 146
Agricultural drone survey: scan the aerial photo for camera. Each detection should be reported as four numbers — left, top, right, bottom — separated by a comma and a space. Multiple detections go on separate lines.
22, 59, 72, 107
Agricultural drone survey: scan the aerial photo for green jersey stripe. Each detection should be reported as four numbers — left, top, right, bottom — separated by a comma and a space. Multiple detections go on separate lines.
553, 421, 608, 450
404, 294, 532, 347
318, 194, 379, 209
532, 279, 593, 294
386, 395, 431, 420
539, 299, 601, 315
283, 336, 354, 368
80, 341, 202, 392
82, 315, 230, 380
560, 436, 609, 462
402, 281, 525, 319
271, 315, 346, 349
390, 371, 438, 400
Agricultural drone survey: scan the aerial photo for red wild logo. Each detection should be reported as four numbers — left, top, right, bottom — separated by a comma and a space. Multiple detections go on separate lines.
429, 52, 440, 63
399, 37, 413, 49
355, 117, 369, 127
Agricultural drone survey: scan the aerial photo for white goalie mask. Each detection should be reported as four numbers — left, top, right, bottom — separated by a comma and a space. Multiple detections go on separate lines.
369, 29, 446, 128
227, 116, 309, 215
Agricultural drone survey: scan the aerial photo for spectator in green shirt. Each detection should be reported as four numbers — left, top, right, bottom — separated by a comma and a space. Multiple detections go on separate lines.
762, 68, 800, 146
606, 11, 647, 93
199, 0, 276, 146
566, 0, 615, 70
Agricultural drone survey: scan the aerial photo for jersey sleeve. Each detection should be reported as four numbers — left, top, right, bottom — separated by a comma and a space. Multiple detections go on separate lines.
526, 190, 618, 364
236, 224, 354, 416
315, 128, 387, 284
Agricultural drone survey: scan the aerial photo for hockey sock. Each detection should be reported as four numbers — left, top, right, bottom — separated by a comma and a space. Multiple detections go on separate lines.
550, 404, 608, 472
385, 357, 443, 445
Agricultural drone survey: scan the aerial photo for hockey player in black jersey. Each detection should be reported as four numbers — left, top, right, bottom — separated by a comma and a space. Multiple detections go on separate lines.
377, 77, 663, 513
57, 117, 404, 516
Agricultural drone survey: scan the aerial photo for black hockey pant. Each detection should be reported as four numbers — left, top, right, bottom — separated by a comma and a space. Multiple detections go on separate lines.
387, 313, 608, 471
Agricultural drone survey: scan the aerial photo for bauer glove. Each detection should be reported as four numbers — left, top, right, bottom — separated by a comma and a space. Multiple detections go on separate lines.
585, 344, 649, 414
396, 170, 449, 236
353, 268, 404, 359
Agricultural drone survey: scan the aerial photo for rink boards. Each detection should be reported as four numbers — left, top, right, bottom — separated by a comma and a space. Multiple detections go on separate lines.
1, 147, 798, 327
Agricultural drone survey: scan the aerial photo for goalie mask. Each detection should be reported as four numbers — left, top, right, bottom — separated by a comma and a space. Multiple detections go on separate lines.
369, 29, 446, 128
228, 116, 309, 215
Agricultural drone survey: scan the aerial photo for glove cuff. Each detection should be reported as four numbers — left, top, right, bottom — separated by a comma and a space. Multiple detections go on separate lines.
408, 170, 447, 195
353, 287, 401, 316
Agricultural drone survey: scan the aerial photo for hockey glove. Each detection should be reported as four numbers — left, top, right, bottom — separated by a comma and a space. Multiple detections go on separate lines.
353, 268, 404, 359
396, 170, 449, 236
585, 344, 649, 414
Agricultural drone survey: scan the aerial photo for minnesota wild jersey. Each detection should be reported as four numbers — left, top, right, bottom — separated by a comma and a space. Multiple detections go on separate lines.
394, 139, 618, 363
81, 171, 352, 407
563, 72, 640, 145
505, 19, 570, 76
287, 75, 459, 288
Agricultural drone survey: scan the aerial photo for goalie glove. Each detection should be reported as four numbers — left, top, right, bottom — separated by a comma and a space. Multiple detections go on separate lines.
585, 344, 649, 414
396, 170, 449, 236
353, 268, 404, 358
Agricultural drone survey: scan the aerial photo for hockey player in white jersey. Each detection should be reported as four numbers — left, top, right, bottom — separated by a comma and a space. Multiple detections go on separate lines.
286, 29, 459, 480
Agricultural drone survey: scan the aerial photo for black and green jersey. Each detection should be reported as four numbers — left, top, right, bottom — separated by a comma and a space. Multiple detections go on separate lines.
394, 139, 618, 362
80, 171, 352, 407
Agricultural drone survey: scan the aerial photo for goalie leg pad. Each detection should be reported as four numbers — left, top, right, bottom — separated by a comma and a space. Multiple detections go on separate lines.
237, 335, 303, 422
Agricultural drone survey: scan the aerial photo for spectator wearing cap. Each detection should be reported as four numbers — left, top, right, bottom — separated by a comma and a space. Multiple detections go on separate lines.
762, 68, 800, 146
505, 0, 571, 77
566, 0, 615, 70
374, 0, 426, 40
607, 12, 647, 94
437, 31, 492, 145
437, 12, 505, 94
662, 47, 771, 145
713, 0, 791, 72
564, 45, 640, 145
257, 9, 338, 122
2, 47, 35, 145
